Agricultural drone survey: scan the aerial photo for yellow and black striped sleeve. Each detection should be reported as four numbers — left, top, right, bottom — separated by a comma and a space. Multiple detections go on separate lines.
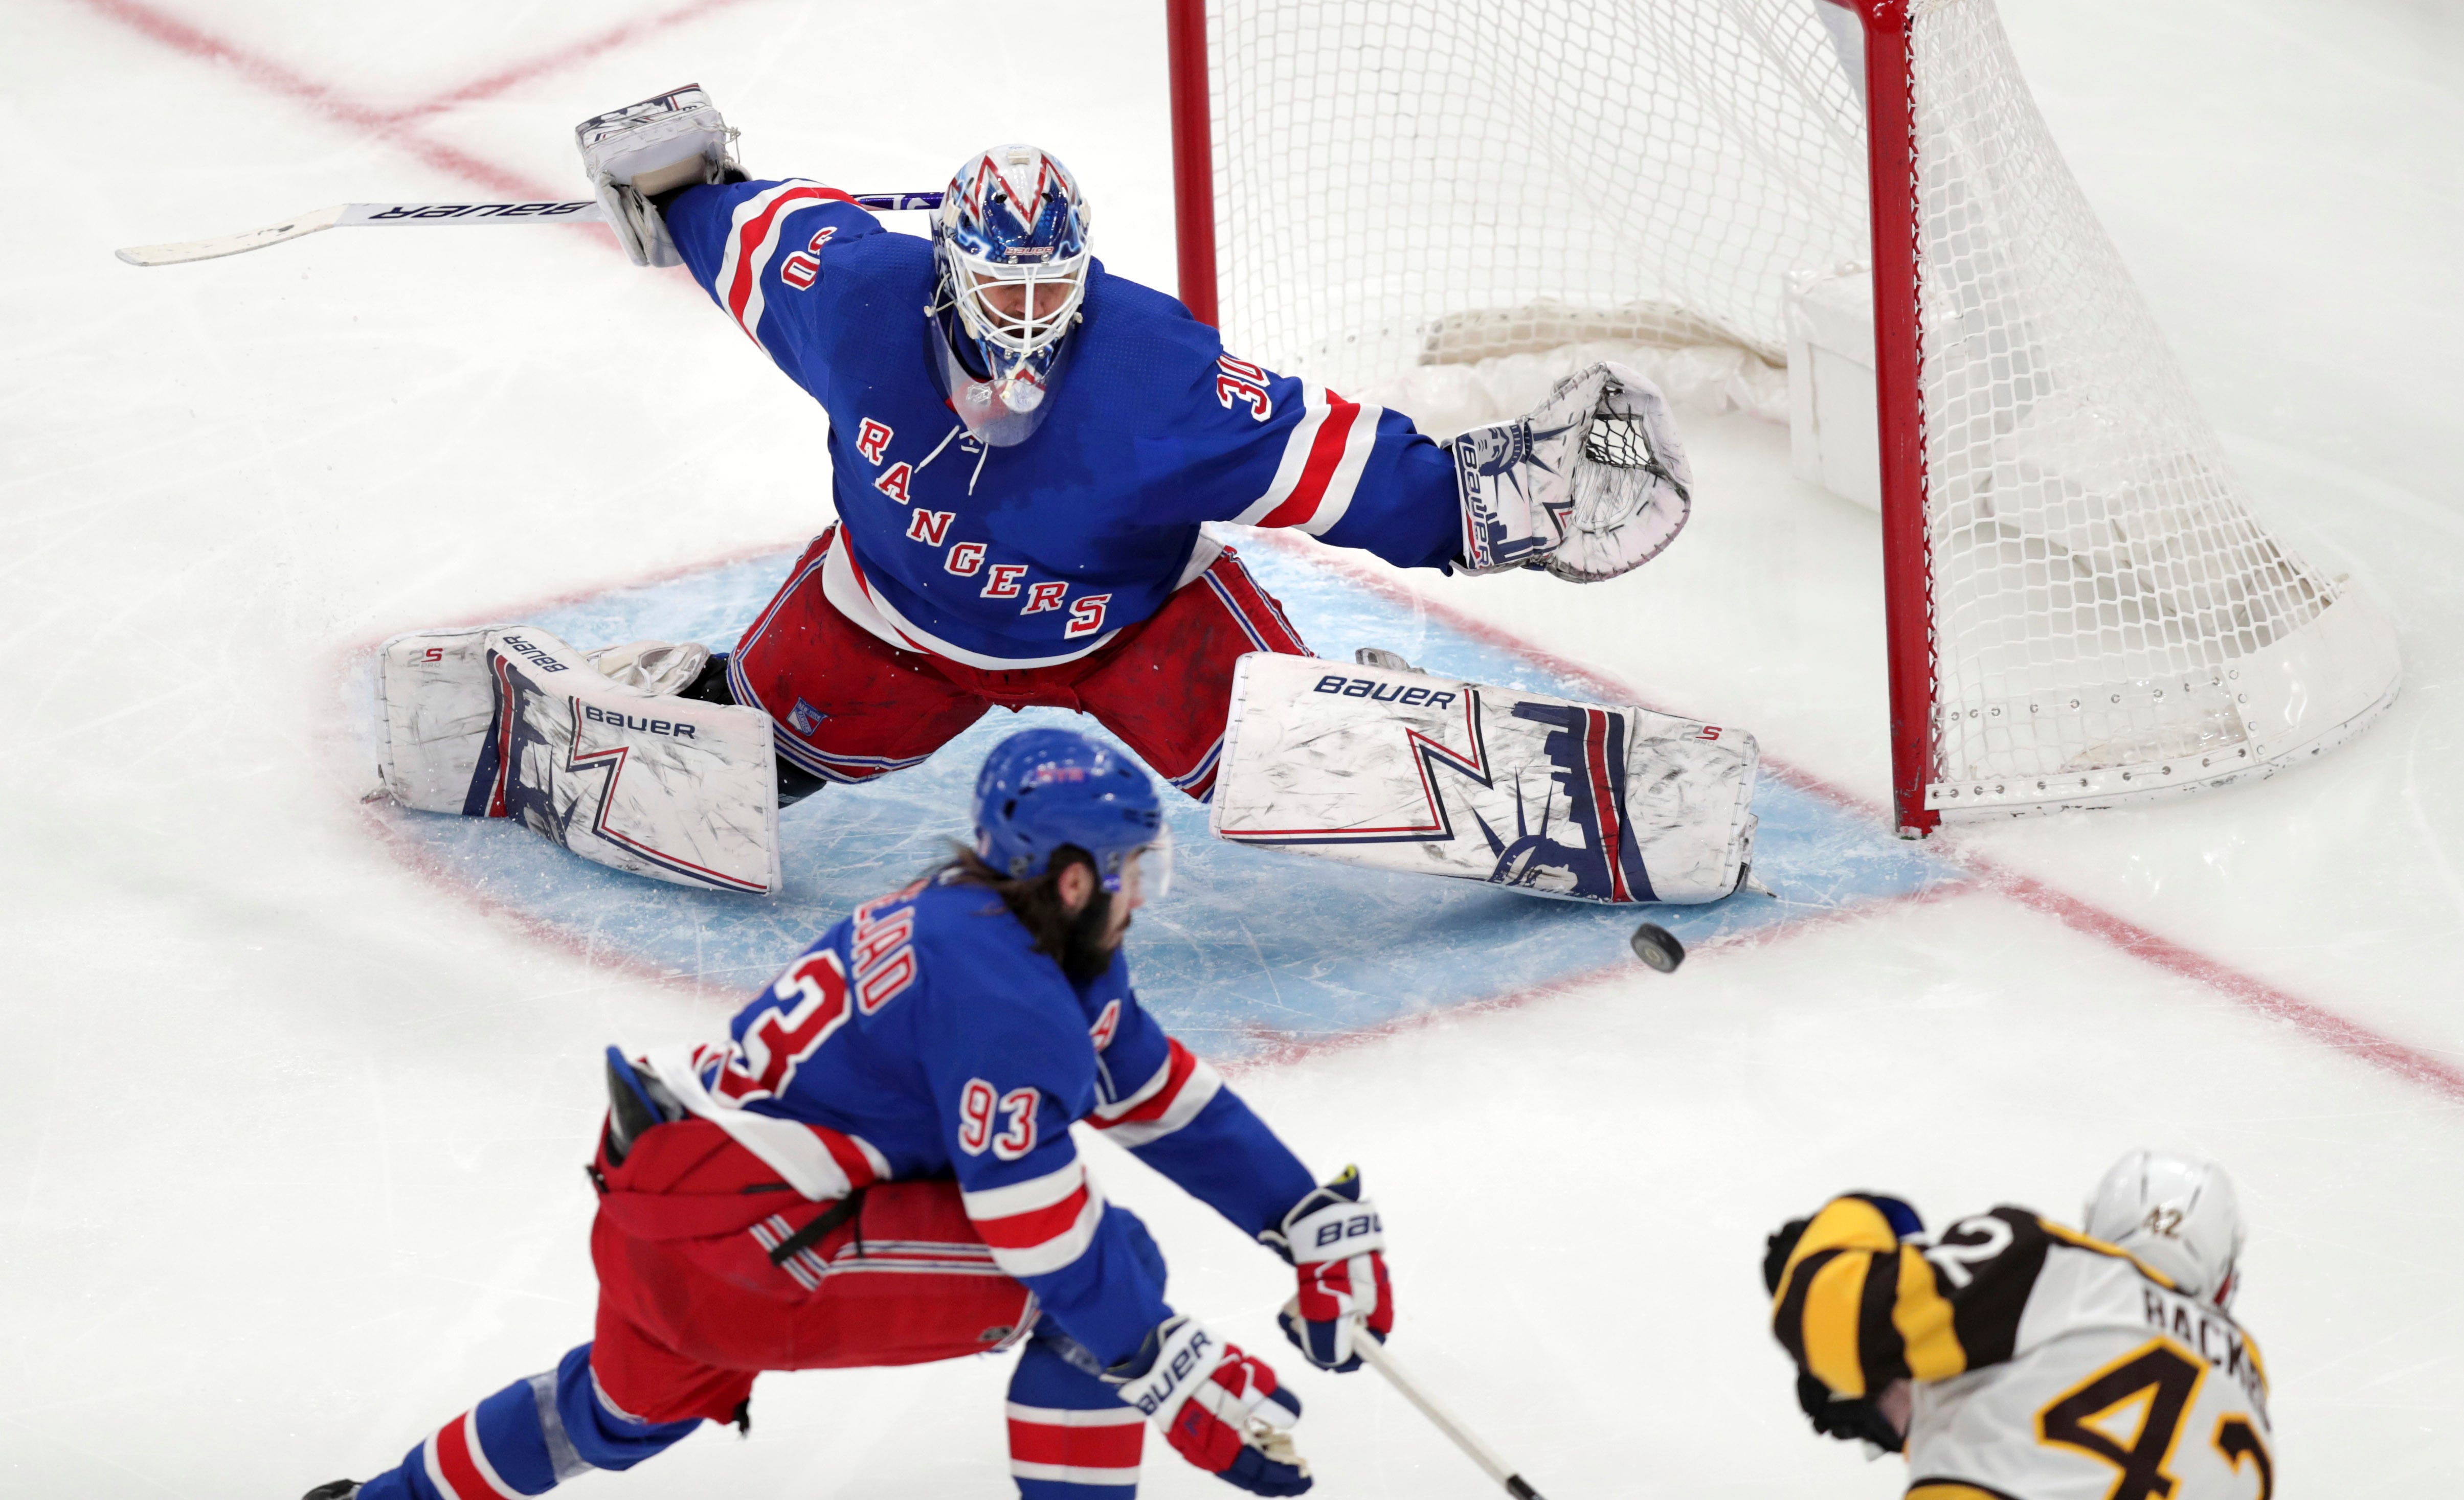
1771, 1200, 2056, 1399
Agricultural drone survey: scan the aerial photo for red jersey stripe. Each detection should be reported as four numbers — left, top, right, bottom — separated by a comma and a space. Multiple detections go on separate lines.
971, 1182, 1092, 1249
815, 1125, 881, 1189
1259, 396, 1360, 529
725, 185, 860, 340
1094, 1038, 1198, 1128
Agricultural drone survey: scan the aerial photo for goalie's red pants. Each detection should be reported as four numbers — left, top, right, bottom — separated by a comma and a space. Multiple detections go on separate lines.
728, 528, 1311, 800
350, 1119, 1149, 1500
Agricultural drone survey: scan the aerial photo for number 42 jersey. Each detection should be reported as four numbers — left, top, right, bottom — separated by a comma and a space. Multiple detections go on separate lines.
1773, 1196, 2274, 1500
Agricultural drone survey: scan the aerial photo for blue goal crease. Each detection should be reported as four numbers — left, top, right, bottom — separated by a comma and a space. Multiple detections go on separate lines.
377, 544, 1964, 1060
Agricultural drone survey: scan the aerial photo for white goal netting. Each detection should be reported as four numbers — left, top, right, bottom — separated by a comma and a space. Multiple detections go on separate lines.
1204, 0, 2396, 820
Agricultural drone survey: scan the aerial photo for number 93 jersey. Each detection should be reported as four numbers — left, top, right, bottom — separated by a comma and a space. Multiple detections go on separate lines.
666, 874, 1316, 1367
1773, 1196, 2273, 1500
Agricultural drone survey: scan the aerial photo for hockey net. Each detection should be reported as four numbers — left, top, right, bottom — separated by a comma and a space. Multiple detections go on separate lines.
1185, 0, 2398, 831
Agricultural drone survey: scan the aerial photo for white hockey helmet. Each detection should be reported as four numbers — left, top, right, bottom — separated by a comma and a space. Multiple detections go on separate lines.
2083, 1150, 2246, 1309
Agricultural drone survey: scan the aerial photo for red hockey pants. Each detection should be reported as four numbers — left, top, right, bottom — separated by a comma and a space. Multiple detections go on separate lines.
588, 1117, 1034, 1426
729, 529, 1311, 800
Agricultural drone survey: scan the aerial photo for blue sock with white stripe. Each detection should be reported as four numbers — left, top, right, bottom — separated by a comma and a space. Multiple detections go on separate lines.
354, 1344, 699, 1500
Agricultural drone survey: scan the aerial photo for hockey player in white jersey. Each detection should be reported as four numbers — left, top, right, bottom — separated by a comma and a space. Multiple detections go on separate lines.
1763, 1151, 2271, 1500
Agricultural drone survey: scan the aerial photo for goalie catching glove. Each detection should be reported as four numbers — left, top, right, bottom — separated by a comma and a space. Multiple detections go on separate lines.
1262, 1167, 1393, 1373
1450, 360, 1692, 581
574, 83, 743, 267
1105, 1314, 1311, 1496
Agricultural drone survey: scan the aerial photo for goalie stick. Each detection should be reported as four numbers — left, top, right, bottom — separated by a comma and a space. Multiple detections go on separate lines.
1355, 1334, 1551, 1499
113, 192, 942, 267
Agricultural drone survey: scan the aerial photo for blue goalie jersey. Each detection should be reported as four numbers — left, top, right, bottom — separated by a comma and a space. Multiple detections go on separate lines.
675, 876, 1317, 1366
662, 178, 1464, 669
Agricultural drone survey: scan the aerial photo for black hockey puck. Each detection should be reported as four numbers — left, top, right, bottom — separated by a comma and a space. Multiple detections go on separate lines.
1629, 922, 1685, 973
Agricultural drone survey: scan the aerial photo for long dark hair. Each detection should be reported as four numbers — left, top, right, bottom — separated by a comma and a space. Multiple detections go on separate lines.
939, 843, 1111, 977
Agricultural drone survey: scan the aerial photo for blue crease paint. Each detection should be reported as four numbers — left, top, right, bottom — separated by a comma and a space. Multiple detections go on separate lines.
377, 543, 1962, 1058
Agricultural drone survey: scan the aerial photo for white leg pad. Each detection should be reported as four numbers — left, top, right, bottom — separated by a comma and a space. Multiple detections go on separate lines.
377, 625, 517, 813
1208, 654, 1757, 905
474, 627, 781, 895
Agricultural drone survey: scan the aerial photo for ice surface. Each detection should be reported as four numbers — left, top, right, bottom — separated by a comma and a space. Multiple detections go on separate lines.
375, 539, 1955, 1057
5, 2, 2461, 1497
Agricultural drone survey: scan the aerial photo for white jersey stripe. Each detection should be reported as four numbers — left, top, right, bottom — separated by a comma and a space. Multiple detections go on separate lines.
1092, 1051, 1179, 1122
1007, 1460, 1144, 1485
642, 1045, 855, 1202
1302, 400, 1383, 536
420, 1436, 461, 1500
961, 1158, 1088, 1220
460, 1410, 525, 1500
984, 1187, 1108, 1278
1005, 1402, 1147, 1427
717, 181, 857, 345
1099, 1060, 1223, 1149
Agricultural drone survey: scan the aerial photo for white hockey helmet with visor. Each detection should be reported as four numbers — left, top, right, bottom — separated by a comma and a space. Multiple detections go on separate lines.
930, 145, 1091, 445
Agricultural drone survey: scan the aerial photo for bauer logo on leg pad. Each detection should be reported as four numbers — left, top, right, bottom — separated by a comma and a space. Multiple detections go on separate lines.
494, 632, 573, 673
578, 704, 698, 737
1311, 673, 1458, 709
1213, 654, 1758, 905
472, 627, 782, 895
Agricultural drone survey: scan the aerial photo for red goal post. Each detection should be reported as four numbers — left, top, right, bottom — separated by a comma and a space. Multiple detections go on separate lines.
1166, 0, 2398, 837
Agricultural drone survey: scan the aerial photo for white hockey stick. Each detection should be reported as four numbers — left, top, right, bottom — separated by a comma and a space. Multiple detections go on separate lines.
1354, 1335, 1550, 1499
114, 192, 941, 267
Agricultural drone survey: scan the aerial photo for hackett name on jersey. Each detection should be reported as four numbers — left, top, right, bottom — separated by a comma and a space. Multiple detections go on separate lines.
2141, 1285, 2270, 1414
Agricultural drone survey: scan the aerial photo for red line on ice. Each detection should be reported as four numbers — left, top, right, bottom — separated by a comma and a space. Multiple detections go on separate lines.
382, 0, 760, 124
1255, 532, 2464, 1104
76, 0, 563, 201
1979, 870, 2464, 1102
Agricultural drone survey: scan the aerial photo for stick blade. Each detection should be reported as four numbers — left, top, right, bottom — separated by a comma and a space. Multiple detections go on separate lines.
115, 204, 346, 266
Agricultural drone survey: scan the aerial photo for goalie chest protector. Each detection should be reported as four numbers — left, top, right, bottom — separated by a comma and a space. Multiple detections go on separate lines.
1209, 654, 1757, 904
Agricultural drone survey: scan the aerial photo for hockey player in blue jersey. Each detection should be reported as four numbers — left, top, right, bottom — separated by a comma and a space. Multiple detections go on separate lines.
302, 728, 1396, 1500
372, 84, 1760, 911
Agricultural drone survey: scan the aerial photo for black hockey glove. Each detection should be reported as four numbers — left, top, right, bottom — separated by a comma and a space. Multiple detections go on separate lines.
1793, 1372, 1906, 1452
602, 1047, 684, 1167
1763, 1198, 1921, 1454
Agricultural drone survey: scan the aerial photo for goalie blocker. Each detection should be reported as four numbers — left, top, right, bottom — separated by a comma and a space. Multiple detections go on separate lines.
1211, 654, 1756, 905
376, 626, 781, 895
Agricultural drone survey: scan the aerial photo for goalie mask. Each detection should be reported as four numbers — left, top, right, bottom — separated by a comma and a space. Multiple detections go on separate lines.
930, 145, 1091, 446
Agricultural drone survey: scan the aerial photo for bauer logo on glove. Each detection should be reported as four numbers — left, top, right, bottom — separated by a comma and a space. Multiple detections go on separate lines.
1263, 1167, 1395, 1373
1105, 1315, 1312, 1497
